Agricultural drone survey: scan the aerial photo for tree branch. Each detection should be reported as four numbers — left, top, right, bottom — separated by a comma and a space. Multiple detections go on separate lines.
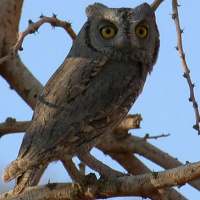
171, 0, 200, 134
97, 132, 200, 191
151, 0, 164, 11
0, 15, 76, 65
0, 0, 43, 109
104, 152, 187, 200
0, 118, 30, 136
2, 160, 200, 200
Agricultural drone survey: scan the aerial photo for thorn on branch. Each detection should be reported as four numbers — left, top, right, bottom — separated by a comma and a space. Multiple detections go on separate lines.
39, 13, 44, 19
180, 28, 184, 34
183, 72, 189, 78
193, 102, 198, 109
28, 19, 33, 24
171, 13, 177, 20
46, 182, 57, 191
6, 117, 16, 125
193, 124, 200, 134
66, 21, 72, 28
152, 171, 159, 179
53, 13, 57, 18
180, 52, 185, 59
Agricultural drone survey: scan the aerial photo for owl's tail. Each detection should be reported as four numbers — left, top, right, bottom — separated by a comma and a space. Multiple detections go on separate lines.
2, 159, 29, 183
2, 159, 46, 194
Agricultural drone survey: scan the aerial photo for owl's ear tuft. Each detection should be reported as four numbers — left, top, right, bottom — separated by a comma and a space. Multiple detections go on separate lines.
86, 3, 108, 18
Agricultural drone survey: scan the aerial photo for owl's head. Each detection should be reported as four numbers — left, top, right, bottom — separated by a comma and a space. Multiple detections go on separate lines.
84, 3, 159, 68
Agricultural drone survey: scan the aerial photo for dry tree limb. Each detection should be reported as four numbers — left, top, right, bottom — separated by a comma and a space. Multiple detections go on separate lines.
172, 0, 200, 134
0, 118, 30, 137
143, 133, 170, 139
151, 0, 164, 11
97, 133, 200, 191
2, 160, 200, 200
0, 15, 76, 65
0, 0, 43, 109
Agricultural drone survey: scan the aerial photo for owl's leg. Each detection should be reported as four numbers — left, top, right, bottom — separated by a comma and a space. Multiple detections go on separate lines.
61, 158, 85, 182
78, 152, 124, 178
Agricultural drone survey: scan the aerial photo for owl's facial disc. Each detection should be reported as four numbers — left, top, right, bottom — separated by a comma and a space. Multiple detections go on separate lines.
85, 2, 159, 63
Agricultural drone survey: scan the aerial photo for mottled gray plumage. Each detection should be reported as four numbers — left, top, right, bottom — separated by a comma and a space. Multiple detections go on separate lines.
3, 2, 159, 193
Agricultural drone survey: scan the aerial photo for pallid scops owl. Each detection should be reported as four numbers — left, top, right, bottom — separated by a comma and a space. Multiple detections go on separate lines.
3, 2, 159, 193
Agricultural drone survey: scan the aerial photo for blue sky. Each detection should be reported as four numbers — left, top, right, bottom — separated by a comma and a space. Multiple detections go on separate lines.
1, 1, 200, 199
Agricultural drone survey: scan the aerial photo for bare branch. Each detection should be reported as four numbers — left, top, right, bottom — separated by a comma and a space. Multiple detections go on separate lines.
144, 133, 170, 140
0, 118, 30, 137
172, 0, 200, 134
97, 133, 200, 191
0, 15, 76, 65
102, 152, 187, 199
151, 0, 164, 11
2, 161, 200, 200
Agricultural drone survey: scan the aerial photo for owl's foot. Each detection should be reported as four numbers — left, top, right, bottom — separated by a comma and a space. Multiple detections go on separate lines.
78, 152, 125, 178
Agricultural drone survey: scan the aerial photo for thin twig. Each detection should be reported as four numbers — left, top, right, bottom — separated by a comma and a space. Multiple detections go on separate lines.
144, 133, 170, 140
172, 0, 200, 134
0, 14, 76, 65
151, 0, 164, 11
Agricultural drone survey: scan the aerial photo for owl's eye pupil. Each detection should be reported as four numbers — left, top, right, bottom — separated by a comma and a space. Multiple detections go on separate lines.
139, 29, 144, 35
106, 29, 111, 34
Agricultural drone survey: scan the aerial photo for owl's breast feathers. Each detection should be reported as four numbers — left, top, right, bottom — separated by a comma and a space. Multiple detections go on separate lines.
19, 56, 147, 158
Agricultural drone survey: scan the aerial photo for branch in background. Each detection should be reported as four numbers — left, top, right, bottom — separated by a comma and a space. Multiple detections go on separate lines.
151, 0, 164, 11
172, 0, 200, 134
143, 133, 170, 139
2, 160, 200, 200
97, 132, 200, 191
0, 118, 30, 137
105, 152, 187, 200
0, 114, 142, 137
0, 15, 76, 65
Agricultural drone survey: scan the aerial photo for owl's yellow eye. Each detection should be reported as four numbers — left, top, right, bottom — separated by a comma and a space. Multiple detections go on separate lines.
135, 26, 148, 38
101, 26, 116, 39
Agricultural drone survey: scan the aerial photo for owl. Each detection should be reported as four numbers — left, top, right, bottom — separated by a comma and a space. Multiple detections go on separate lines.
3, 2, 159, 193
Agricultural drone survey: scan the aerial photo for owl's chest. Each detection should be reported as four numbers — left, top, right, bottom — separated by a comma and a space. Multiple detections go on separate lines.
80, 60, 147, 115
90, 60, 145, 97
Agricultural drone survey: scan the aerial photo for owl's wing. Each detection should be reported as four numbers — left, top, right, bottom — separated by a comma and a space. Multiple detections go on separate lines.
3, 56, 109, 183
18, 56, 108, 159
